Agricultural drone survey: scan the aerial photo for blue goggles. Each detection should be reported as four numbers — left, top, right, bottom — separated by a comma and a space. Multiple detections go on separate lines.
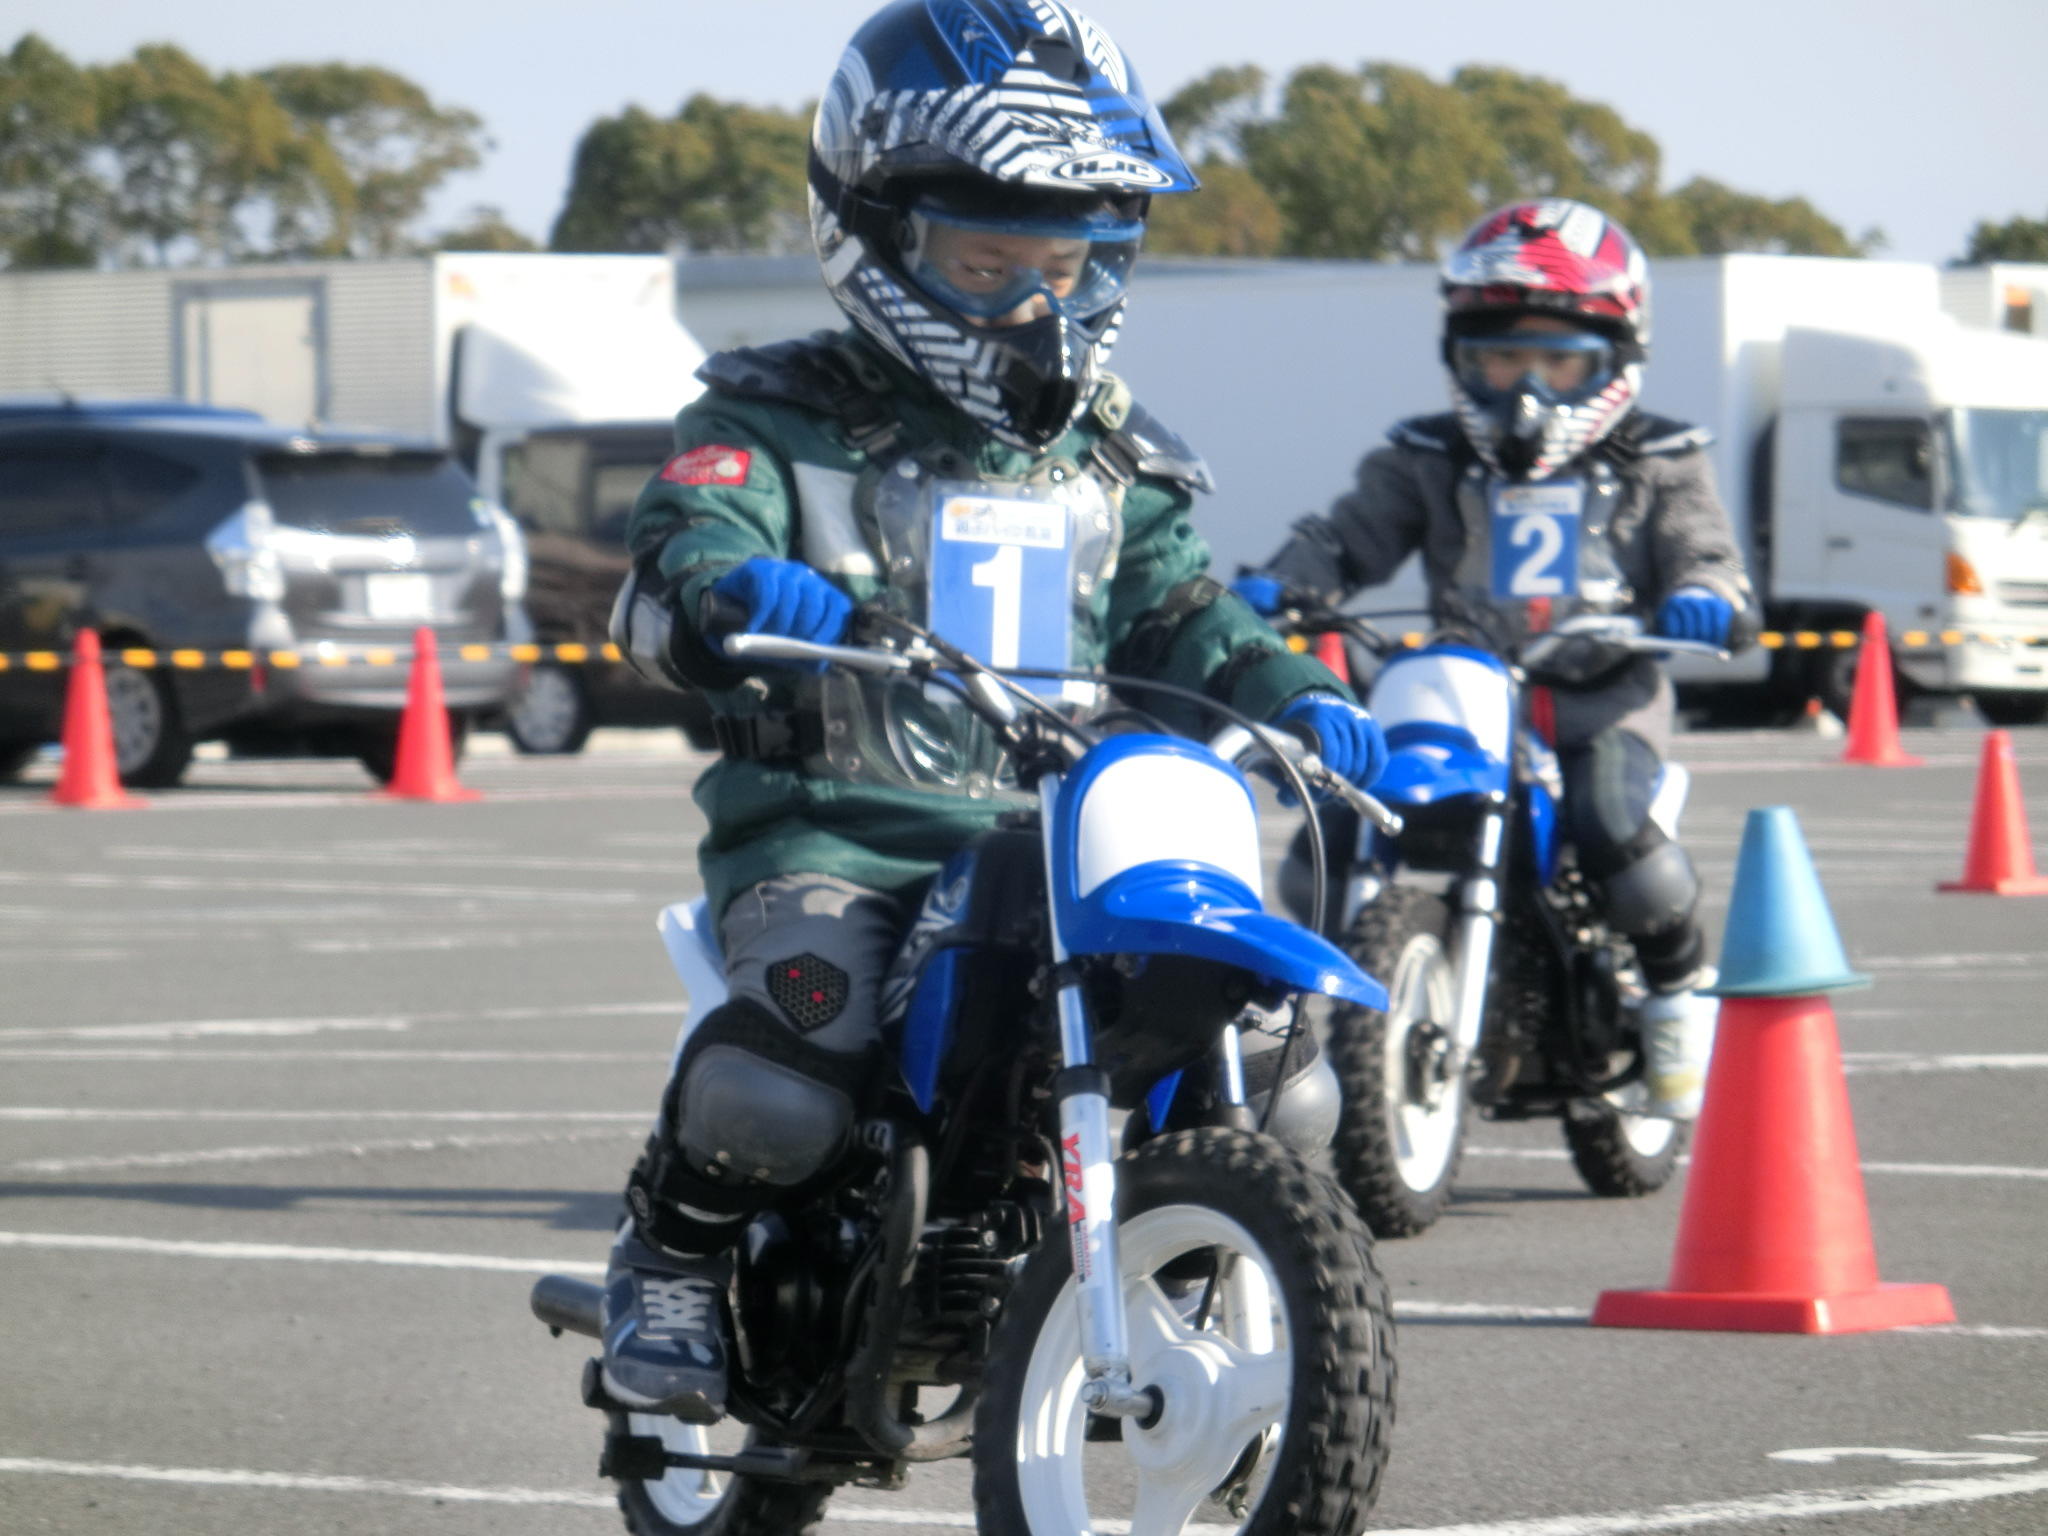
1451, 330, 1616, 405
903, 198, 1145, 324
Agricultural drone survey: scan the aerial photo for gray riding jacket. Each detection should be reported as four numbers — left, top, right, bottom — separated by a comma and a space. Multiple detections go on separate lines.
1257, 411, 1756, 752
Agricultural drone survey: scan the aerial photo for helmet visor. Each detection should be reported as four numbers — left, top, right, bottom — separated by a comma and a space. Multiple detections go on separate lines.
1450, 331, 1615, 406
903, 196, 1143, 326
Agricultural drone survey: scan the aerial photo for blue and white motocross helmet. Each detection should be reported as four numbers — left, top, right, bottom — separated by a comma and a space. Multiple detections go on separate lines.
809, 0, 1197, 446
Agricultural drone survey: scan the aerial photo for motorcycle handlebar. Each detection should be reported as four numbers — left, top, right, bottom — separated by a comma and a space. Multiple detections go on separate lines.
1207, 723, 1404, 837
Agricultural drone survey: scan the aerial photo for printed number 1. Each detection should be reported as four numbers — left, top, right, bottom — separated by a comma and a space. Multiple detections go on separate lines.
1509, 514, 1566, 596
971, 544, 1023, 669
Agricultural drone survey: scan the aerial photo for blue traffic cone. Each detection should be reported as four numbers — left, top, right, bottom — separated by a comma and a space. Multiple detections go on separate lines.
1706, 807, 1869, 999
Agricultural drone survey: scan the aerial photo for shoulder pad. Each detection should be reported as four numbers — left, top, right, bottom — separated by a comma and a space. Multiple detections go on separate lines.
695, 333, 859, 416
1618, 412, 1714, 458
1117, 401, 1214, 493
1385, 413, 1464, 454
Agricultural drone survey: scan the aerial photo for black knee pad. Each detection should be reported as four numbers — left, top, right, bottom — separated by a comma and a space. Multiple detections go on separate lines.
1599, 837, 1701, 939
625, 998, 870, 1255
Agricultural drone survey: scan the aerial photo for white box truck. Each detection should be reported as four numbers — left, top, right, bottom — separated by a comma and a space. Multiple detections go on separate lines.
1112, 254, 2048, 723
0, 253, 714, 751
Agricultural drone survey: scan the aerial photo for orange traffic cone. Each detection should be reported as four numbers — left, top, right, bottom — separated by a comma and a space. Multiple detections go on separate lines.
381, 628, 480, 803
1939, 730, 2048, 895
1592, 807, 1953, 1334
1313, 630, 1350, 687
49, 630, 141, 810
1839, 612, 1922, 766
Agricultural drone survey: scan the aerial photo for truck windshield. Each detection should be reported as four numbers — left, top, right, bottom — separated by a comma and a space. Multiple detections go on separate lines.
1947, 409, 2048, 523
257, 450, 482, 536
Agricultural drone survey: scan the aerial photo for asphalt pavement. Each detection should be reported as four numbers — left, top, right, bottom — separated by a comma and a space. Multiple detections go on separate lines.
0, 722, 2044, 1535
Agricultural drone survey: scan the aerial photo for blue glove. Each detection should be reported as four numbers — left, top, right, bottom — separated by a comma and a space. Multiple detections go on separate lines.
1275, 692, 1389, 792
707, 557, 852, 657
1654, 586, 1734, 646
1231, 573, 1286, 616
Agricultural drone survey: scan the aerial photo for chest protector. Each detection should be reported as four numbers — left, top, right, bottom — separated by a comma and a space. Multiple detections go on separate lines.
1442, 457, 1632, 659
810, 440, 1124, 797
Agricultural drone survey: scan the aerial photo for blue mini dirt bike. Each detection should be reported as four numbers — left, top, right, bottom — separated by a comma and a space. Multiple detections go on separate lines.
532, 619, 1399, 1536
1271, 608, 1727, 1238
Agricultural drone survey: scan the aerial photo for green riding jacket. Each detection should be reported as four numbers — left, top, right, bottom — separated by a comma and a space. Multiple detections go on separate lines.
628, 332, 1345, 918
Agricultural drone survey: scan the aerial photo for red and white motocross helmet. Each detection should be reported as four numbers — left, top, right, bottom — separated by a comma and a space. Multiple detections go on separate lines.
1439, 199, 1650, 480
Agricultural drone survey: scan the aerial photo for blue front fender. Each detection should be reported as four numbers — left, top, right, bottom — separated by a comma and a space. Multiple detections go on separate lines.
1067, 865, 1387, 1010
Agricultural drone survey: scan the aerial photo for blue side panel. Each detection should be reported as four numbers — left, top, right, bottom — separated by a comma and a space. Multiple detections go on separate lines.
1525, 780, 1561, 886
1144, 1070, 1182, 1133
899, 946, 965, 1113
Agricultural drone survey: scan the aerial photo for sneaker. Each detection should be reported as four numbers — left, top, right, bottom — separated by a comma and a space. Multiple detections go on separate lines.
1639, 972, 1719, 1121
600, 1229, 730, 1423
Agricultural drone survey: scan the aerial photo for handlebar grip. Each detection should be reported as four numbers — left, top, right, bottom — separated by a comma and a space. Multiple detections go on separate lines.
698, 589, 751, 644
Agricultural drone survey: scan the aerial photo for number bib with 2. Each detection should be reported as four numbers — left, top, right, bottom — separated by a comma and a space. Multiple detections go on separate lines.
928, 494, 1074, 687
1489, 479, 1585, 599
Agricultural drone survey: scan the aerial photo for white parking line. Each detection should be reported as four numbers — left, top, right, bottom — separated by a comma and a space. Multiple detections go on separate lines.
0, 1231, 607, 1275
1462, 1146, 2048, 1180
0, 870, 641, 904
1845, 1053, 2048, 1076
0, 999, 677, 1041
4, 1127, 631, 1174
0, 1017, 412, 1042
108, 845, 684, 875
0, 1457, 2044, 1534
2, 1233, 2038, 1342
0, 1048, 654, 1062
0, 1108, 645, 1122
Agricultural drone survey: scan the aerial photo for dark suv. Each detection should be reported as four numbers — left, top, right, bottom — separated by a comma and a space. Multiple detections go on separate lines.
0, 400, 527, 786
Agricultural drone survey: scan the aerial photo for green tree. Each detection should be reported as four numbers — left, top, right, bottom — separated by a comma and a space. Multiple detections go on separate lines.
95, 44, 254, 264
1660, 177, 1876, 257
435, 204, 538, 252
260, 63, 484, 258
1962, 212, 2048, 264
1138, 59, 1864, 264
550, 95, 810, 254
0, 34, 104, 268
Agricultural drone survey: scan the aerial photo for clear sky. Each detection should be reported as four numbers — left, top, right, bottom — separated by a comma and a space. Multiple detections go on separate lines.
17, 0, 2047, 263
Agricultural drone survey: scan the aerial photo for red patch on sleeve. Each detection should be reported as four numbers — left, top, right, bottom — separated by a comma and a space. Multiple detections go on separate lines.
661, 445, 753, 487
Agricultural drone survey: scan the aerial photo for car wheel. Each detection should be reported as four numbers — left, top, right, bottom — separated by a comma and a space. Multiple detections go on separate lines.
506, 664, 594, 755
102, 663, 195, 788
0, 741, 40, 782
1976, 691, 2048, 728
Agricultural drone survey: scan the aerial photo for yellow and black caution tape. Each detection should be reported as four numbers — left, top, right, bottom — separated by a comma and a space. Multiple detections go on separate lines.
9, 629, 2047, 672
0, 641, 626, 672
1286, 628, 2046, 655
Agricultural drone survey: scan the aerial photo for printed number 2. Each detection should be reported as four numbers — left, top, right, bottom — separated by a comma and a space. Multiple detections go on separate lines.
971, 544, 1023, 669
1508, 513, 1566, 596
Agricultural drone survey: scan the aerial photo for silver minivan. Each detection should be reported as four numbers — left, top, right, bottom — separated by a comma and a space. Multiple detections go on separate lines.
0, 400, 528, 786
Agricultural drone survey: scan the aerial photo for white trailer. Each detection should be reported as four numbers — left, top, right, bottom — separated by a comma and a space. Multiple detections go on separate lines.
0, 252, 707, 506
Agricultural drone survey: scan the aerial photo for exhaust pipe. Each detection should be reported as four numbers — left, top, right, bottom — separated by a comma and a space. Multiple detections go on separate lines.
532, 1274, 604, 1338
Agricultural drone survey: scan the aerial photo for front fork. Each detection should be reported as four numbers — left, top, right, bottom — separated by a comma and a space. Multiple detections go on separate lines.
1445, 798, 1509, 1078
1040, 776, 1158, 1421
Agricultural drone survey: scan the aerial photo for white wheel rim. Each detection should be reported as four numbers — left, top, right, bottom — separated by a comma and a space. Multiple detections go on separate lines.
1383, 933, 1462, 1191
1014, 1203, 1293, 1536
626, 1413, 727, 1525
1602, 1080, 1680, 1156
510, 666, 581, 750
102, 667, 161, 775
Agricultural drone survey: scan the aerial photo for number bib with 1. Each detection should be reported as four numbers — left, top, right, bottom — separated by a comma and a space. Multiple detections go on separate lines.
928, 492, 1075, 692
1489, 478, 1585, 600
